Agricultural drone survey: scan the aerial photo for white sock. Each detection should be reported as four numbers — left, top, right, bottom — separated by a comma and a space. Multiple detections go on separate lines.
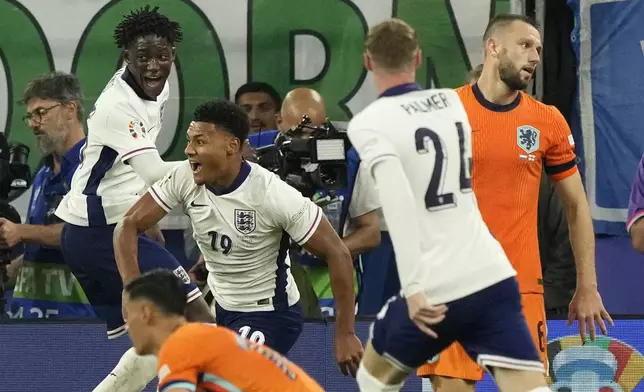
527, 387, 552, 392
93, 347, 158, 392
356, 364, 404, 392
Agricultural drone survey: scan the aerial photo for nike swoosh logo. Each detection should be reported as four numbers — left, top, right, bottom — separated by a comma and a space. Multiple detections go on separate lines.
191, 201, 207, 207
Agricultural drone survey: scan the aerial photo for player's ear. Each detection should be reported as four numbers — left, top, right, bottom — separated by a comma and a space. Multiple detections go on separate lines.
141, 303, 153, 325
414, 48, 422, 69
486, 37, 500, 59
363, 52, 372, 71
229, 137, 241, 155
170, 46, 177, 61
122, 49, 131, 64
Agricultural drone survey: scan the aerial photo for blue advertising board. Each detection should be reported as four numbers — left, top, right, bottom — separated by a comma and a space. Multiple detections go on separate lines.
1, 318, 643, 391
568, 0, 644, 235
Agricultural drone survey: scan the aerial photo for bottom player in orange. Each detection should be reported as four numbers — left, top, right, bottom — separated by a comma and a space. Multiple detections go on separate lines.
123, 269, 324, 392
418, 294, 548, 389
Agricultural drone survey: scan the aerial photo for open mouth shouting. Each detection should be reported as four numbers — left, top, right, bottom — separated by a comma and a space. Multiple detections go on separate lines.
189, 160, 202, 174
144, 74, 164, 91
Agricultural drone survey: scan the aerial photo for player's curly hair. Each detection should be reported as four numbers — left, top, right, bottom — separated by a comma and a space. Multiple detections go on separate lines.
113, 5, 183, 49
193, 100, 250, 144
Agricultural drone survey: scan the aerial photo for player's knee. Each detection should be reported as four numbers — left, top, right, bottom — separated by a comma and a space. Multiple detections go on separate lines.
356, 365, 403, 392
430, 376, 476, 392
492, 367, 547, 392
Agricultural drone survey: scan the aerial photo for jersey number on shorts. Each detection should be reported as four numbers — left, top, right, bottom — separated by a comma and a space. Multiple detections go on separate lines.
239, 326, 266, 344
414, 122, 472, 210
208, 230, 233, 255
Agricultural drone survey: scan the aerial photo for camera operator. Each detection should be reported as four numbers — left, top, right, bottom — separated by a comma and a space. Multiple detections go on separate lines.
277, 88, 381, 318
4, 72, 92, 319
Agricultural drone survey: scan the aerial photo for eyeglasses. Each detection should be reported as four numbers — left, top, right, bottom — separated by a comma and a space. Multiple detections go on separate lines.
22, 103, 61, 125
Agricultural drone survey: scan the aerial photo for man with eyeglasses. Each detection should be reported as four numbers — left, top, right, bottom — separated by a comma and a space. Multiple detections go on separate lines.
4, 71, 92, 320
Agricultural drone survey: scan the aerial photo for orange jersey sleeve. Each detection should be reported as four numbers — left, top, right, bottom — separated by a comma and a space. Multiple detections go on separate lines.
543, 105, 578, 181
456, 84, 577, 294
156, 324, 209, 392
157, 323, 323, 392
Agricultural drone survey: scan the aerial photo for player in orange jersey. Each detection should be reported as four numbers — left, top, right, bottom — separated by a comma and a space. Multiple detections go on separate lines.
123, 269, 324, 392
417, 13, 613, 392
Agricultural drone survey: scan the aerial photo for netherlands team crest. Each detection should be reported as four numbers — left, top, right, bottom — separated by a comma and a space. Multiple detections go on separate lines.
234, 209, 256, 234
517, 125, 540, 154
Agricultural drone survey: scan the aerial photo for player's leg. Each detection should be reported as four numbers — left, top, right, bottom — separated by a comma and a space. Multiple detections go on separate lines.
459, 278, 548, 392
520, 293, 549, 372
137, 235, 215, 323
214, 301, 304, 355
357, 341, 408, 391
357, 295, 455, 391
60, 224, 158, 392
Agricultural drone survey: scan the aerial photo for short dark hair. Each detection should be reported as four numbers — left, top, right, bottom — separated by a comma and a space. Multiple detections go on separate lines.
483, 14, 539, 41
21, 71, 85, 120
193, 99, 250, 143
234, 82, 282, 110
113, 5, 183, 49
124, 269, 187, 317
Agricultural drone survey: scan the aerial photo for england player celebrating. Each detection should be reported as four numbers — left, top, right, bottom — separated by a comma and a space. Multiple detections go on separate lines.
55, 6, 213, 392
350, 19, 550, 392
114, 99, 364, 375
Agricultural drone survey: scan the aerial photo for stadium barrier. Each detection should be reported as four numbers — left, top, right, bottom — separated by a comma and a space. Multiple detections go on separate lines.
1, 317, 643, 391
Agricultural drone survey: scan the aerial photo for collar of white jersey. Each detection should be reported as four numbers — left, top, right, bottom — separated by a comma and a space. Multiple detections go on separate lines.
379, 82, 423, 98
206, 160, 252, 196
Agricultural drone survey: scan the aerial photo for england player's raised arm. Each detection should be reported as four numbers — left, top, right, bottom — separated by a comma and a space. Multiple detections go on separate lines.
101, 103, 180, 185
114, 162, 192, 284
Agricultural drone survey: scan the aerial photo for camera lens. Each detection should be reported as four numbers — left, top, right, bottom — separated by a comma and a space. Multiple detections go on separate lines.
9, 144, 29, 166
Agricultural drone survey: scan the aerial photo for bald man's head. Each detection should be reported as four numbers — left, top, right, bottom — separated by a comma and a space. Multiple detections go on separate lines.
277, 88, 327, 134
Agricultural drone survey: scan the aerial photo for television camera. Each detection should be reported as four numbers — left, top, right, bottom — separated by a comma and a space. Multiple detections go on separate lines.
0, 133, 32, 318
254, 115, 350, 198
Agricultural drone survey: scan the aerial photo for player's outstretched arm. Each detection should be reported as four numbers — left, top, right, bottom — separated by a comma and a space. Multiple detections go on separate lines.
114, 192, 169, 285
300, 215, 364, 376
554, 171, 613, 340
371, 158, 447, 337
128, 153, 183, 187
0, 219, 63, 248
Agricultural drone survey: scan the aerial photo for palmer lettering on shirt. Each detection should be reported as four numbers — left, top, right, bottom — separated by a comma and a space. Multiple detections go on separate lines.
347, 87, 516, 304
400, 92, 451, 115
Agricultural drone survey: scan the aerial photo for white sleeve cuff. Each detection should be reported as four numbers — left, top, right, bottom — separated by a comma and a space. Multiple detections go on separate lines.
149, 186, 173, 212
627, 210, 644, 232
121, 146, 157, 162
293, 207, 322, 245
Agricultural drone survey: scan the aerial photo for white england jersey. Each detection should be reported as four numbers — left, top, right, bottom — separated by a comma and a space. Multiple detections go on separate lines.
347, 87, 516, 304
55, 67, 169, 226
150, 160, 323, 312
